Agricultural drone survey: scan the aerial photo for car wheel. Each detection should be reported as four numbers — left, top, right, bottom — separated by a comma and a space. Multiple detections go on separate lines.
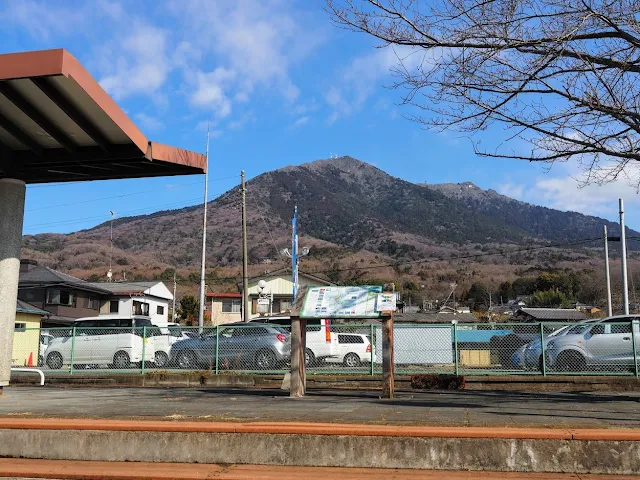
304, 348, 316, 367
255, 349, 276, 370
46, 352, 63, 370
154, 351, 169, 368
177, 350, 197, 369
343, 352, 361, 368
556, 351, 586, 372
113, 351, 131, 369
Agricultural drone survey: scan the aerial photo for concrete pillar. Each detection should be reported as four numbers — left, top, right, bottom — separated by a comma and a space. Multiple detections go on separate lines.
0, 179, 26, 390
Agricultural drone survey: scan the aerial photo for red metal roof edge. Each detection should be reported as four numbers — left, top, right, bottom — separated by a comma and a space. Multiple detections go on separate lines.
207, 293, 242, 298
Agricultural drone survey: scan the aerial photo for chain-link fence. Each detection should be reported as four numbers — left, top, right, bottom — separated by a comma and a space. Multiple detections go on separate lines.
10, 320, 640, 376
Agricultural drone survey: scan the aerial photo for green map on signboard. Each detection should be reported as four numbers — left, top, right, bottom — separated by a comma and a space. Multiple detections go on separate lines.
300, 285, 383, 318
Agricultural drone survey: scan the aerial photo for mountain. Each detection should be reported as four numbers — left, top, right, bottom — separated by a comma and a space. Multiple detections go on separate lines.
20, 156, 633, 290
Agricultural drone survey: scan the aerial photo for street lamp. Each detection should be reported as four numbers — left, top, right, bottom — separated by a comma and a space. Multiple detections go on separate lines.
257, 279, 273, 316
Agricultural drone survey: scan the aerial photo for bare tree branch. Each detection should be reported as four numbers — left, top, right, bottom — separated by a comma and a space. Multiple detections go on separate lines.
326, 0, 640, 183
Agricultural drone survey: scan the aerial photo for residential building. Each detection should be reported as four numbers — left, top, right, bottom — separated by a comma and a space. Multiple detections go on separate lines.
87, 281, 173, 324
514, 308, 587, 322
18, 260, 110, 327
12, 299, 49, 367
207, 293, 242, 325
572, 302, 601, 314
240, 268, 334, 320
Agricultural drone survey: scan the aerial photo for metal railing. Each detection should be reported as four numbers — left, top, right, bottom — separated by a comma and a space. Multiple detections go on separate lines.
10, 321, 640, 376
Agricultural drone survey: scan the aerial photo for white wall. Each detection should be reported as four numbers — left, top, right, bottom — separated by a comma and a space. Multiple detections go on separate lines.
100, 295, 170, 324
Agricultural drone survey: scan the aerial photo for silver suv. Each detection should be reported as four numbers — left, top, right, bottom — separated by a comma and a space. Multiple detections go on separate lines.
546, 315, 640, 371
169, 323, 290, 370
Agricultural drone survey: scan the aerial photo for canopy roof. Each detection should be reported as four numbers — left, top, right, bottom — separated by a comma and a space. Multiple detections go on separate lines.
0, 49, 206, 183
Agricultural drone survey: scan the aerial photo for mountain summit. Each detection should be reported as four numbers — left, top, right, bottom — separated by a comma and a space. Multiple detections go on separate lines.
22, 156, 627, 279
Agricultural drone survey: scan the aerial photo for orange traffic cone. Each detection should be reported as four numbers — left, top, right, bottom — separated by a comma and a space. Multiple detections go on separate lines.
27, 352, 34, 367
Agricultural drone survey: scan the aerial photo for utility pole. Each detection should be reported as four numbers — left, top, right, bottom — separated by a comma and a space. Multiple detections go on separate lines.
241, 171, 249, 322
292, 205, 299, 299
172, 271, 177, 322
620, 199, 630, 315
198, 126, 210, 332
604, 225, 613, 317
108, 210, 115, 281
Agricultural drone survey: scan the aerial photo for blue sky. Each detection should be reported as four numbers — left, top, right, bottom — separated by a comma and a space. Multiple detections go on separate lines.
2, 0, 637, 235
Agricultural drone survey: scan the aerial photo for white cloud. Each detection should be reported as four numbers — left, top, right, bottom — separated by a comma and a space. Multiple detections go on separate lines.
167, 0, 322, 106
98, 24, 172, 101
325, 46, 422, 123
189, 68, 236, 118
135, 113, 164, 132
292, 116, 309, 127
498, 183, 525, 200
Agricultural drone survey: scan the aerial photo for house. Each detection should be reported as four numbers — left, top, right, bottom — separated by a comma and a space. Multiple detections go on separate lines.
87, 281, 173, 324
12, 299, 49, 367
572, 302, 601, 314
207, 292, 242, 326
240, 268, 334, 320
18, 260, 111, 327
514, 308, 587, 322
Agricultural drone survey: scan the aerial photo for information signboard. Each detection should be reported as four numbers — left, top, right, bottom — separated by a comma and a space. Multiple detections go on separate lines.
300, 286, 383, 318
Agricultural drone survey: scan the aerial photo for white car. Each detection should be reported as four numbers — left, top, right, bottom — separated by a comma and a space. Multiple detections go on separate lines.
44, 315, 155, 369
325, 333, 375, 367
149, 322, 189, 368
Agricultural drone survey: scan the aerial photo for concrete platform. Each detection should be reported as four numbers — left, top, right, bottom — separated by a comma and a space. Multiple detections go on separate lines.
0, 459, 636, 479
2, 387, 640, 474
2, 386, 640, 428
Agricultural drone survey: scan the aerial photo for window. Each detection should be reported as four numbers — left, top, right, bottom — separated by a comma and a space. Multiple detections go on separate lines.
87, 297, 100, 310
109, 300, 119, 313
279, 300, 292, 312
338, 334, 364, 344
157, 305, 165, 315
14, 323, 26, 332
222, 299, 242, 313
46, 289, 75, 306
133, 301, 149, 316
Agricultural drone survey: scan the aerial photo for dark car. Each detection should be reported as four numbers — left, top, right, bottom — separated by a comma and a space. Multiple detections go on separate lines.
169, 323, 290, 370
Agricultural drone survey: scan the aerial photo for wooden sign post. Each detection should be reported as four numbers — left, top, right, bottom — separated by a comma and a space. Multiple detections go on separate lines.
289, 316, 306, 398
380, 283, 395, 399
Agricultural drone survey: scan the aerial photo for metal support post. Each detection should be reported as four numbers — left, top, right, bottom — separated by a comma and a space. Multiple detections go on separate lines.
215, 325, 219, 375
141, 326, 146, 374
539, 323, 547, 376
632, 321, 638, 377
370, 323, 375, 376
69, 327, 76, 375
620, 199, 630, 315
382, 313, 395, 399
241, 171, 250, 322
604, 225, 613, 317
453, 322, 459, 376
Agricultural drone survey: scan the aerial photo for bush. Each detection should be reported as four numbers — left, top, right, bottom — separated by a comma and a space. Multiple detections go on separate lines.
410, 374, 465, 390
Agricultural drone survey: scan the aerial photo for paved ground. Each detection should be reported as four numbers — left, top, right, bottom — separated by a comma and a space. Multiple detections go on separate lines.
2, 386, 640, 428
0, 459, 635, 480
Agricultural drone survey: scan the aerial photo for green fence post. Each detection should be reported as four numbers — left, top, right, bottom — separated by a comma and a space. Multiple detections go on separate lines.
453, 323, 459, 376
215, 325, 219, 375
69, 326, 76, 375
539, 322, 547, 376
141, 326, 146, 375
632, 320, 638, 377
370, 323, 374, 376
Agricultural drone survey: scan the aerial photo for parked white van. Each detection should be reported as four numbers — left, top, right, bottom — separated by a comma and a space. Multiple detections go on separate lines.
44, 315, 156, 369
250, 316, 338, 365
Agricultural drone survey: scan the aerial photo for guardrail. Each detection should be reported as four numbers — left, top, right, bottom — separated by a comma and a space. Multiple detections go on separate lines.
10, 321, 640, 376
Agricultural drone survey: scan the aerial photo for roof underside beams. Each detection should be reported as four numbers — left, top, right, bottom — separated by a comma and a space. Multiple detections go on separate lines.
0, 51, 205, 183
